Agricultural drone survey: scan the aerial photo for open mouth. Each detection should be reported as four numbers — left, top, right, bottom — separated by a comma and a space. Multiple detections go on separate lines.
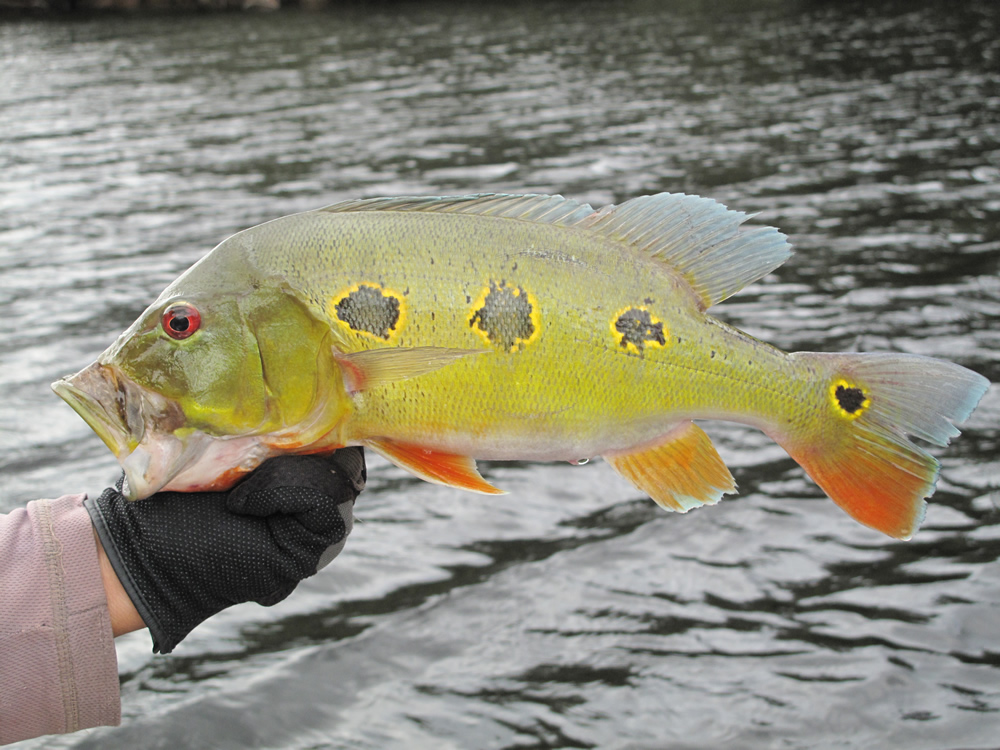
52, 362, 193, 500
53, 361, 268, 500
52, 362, 143, 461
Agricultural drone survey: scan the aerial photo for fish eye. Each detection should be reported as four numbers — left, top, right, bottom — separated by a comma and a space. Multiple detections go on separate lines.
161, 304, 201, 340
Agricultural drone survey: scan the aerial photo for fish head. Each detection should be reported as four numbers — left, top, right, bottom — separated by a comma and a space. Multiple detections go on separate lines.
53, 273, 352, 500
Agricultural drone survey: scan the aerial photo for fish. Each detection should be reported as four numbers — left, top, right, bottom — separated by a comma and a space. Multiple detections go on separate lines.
52, 193, 990, 539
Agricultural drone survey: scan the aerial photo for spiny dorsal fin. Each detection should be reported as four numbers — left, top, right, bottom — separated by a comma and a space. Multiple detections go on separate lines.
319, 192, 791, 309
319, 193, 597, 226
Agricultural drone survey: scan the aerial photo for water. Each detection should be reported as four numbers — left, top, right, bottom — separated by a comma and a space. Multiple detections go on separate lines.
2, 1, 999, 747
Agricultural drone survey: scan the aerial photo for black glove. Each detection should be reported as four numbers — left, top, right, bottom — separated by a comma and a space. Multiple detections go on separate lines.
85, 448, 365, 654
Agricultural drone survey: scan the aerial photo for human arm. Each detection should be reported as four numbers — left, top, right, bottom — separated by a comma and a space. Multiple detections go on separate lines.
1, 448, 365, 745
0, 494, 120, 746
94, 531, 146, 637
89, 449, 367, 640
85, 448, 366, 654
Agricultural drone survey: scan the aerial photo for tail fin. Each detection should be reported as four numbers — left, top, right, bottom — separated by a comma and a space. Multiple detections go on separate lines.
777, 353, 988, 539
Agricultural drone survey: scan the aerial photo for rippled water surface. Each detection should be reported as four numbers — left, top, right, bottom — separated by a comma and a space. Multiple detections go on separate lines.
2, 1, 999, 748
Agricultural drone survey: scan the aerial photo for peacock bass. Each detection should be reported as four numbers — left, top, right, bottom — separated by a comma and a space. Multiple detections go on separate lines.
52, 193, 989, 539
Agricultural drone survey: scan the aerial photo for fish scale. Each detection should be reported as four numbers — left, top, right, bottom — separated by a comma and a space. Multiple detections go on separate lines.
52, 193, 989, 539
244, 210, 776, 445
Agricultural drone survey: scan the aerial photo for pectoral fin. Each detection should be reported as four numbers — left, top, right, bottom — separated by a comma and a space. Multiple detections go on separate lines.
337, 346, 484, 394
604, 422, 736, 512
367, 438, 505, 495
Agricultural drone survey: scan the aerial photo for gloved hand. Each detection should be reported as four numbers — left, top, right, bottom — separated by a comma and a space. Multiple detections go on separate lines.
85, 448, 365, 654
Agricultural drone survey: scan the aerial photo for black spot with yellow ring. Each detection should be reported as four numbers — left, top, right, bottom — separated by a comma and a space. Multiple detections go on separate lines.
331, 283, 406, 341
829, 378, 871, 420
613, 307, 667, 354
836, 385, 866, 414
469, 280, 540, 352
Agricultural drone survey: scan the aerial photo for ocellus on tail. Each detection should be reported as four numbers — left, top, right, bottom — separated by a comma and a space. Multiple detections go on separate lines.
52, 192, 990, 539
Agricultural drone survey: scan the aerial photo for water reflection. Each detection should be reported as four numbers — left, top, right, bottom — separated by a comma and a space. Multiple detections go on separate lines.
1, 1, 998, 748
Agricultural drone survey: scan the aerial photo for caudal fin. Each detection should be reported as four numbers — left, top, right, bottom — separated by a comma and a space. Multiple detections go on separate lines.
776, 353, 988, 539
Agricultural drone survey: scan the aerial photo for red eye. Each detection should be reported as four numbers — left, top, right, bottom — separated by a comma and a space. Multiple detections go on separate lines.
162, 304, 201, 340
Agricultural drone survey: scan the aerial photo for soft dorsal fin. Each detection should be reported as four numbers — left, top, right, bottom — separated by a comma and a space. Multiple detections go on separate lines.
577, 194, 791, 308
318, 192, 791, 309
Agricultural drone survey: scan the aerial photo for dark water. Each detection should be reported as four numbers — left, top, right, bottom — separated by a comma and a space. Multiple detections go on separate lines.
2, 1, 999, 747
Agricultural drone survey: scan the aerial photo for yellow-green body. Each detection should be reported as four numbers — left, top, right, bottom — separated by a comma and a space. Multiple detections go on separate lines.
238, 210, 805, 458
53, 193, 988, 539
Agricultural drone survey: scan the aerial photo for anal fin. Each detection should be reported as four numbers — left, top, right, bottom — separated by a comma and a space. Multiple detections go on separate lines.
367, 438, 505, 495
604, 422, 736, 512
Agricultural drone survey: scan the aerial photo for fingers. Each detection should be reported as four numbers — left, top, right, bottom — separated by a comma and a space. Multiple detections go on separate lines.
253, 582, 297, 607
315, 501, 354, 572
227, 450, 365, 519
227, 456, 338, 516
230, 485, 330, 518
254, 497, 351, 583
326, 446, 367, 492
228, 455, 337, 510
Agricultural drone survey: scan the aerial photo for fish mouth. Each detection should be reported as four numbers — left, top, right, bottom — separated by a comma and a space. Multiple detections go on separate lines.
52, 362, 193, 500
52, 362, 143, 462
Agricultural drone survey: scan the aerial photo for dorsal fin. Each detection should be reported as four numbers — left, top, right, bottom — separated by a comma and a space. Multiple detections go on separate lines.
319, 193, 597, 226
576, 194, 791, 308
319, 192, 791, 309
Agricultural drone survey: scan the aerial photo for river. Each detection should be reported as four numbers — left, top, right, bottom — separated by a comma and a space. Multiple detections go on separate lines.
1, 1, 999, 747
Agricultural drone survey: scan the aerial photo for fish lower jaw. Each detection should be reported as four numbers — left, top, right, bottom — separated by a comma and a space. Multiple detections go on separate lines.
122, 431, 275, 500
51, 368, 138, 461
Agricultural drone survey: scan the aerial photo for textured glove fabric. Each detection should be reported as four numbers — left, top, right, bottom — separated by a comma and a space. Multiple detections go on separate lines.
85, 448, 365, 654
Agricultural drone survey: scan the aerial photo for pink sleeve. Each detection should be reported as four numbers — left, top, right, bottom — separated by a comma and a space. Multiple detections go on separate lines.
0, 495, 121, 745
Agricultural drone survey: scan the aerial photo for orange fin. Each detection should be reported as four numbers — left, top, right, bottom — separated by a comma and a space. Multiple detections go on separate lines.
779, 352, 989, 539
786, 440, 933, 541
366, 438, 505, 495
604, 422, 737, 512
